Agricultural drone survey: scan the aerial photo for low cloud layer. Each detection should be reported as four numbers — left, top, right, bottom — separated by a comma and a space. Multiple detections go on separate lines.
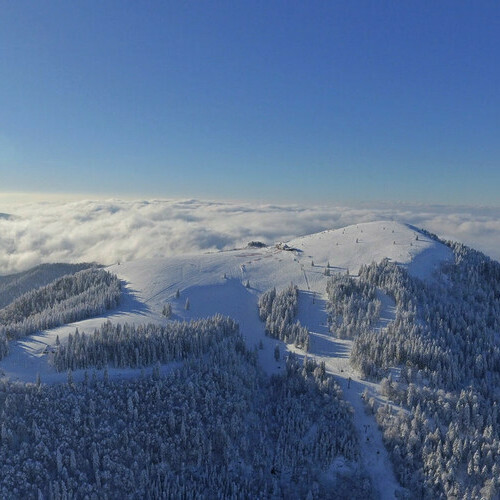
0, 199, 499, 275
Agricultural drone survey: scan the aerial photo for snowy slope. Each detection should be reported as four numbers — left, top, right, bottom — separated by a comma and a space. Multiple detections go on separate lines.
110, 220, 452, 301
287, 220, 452, 280
0, 220, 452, 383
0, 262, 95, 309
0, 221, 454, 497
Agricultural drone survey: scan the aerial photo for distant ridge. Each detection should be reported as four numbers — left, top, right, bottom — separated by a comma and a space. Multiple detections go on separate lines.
0, 262, 98, 309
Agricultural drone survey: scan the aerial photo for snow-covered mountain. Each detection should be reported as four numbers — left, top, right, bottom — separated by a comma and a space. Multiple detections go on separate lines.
1, 221, 498, 499
1, 221, 449, 378
110, 220, 452, 308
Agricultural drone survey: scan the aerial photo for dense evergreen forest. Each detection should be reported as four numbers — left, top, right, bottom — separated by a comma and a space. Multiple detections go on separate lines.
0, 263, 96, 309
326, 241, 500, 499
52, 315, 239, 371
0, 269, 121, 356
0, 324, 369, 499
259, 284, 309, 350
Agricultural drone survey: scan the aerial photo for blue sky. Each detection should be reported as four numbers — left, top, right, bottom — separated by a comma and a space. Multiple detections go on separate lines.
1, 1, 499, 205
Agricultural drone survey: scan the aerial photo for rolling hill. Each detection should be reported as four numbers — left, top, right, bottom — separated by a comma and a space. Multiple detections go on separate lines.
1, 221, 498, 499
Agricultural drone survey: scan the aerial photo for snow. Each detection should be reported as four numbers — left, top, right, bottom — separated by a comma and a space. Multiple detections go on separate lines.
292, 292, 402, 500
288, 220, 453, 279
0, 220, 453, 496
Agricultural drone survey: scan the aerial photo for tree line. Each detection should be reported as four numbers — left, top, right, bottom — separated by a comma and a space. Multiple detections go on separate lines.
0, 327, 370, 499
258, 284, 309, 351
52, 315, 239, 372
0, 269, 121, 353
327, 239, 500, 498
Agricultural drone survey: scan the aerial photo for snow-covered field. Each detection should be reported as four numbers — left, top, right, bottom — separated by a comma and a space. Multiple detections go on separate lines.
0, 220, 454, 498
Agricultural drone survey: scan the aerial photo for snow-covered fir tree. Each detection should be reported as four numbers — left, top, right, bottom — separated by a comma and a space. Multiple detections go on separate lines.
0, 268, 121, 351
258, 284, 309, 350
0, 326, 369, 499
326, 239, 500, 498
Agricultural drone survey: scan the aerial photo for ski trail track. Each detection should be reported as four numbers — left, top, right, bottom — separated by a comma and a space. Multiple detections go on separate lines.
295, 291, 401, 500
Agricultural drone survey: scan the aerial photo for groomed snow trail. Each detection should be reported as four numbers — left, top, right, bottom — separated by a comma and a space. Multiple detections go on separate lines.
295, 291, 401, 500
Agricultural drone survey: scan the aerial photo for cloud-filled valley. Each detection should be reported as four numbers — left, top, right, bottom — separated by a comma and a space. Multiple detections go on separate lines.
0, 198, 499, 275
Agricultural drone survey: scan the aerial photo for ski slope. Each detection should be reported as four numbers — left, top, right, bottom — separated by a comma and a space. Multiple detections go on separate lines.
1, 220, 451, 382
290, 291, 402, 499
0, 221, 454, 497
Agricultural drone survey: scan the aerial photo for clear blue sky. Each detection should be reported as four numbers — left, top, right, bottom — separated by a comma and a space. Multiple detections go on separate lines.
1, 1, 499, 205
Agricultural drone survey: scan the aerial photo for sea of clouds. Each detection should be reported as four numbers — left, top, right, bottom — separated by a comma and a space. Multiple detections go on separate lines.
0, 198, 499, 275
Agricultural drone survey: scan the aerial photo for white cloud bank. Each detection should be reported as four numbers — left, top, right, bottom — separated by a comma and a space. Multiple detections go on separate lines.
0, 198, 499, 274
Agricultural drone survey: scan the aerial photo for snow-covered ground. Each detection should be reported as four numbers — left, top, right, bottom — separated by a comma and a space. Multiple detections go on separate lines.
0, 221, 454, 496
292, 292, 402, 500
